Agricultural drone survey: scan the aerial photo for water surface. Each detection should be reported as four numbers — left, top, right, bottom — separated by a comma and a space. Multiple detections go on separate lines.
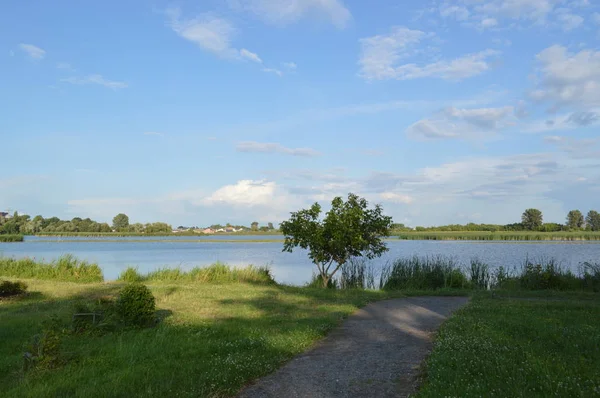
1, 236, 599, 285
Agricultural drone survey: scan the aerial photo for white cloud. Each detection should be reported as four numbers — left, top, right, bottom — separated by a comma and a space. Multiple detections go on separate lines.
167, 8, 268, 68
61, 74, 128, 90
228, 0, 352, 28
480, 18, 498, 28
167, 9, 238, 58
358, 27, 499, 81
439, 5, 470, 21
283, 62, 297, 70
530, 45, 600, 109
543, 135, 600, 159
436, 0, 586, 30
380, 192, 414, 204
406, 106, 515, 140
236, 141, 320, 156
19, 43, 45, 59
593, 13, 600, 25
56, 62, 74, 71
203, 180, 280, 207
262, 67, 283, 76
555, 9, 584, 31
240, 48, 262, 63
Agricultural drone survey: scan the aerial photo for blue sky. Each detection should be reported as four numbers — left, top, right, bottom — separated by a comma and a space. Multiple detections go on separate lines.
1, 0, 600, 227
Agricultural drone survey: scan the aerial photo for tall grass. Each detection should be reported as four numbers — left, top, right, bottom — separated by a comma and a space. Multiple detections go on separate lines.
494, 257, 600, 292
380, 255, 469, 290
0, 255, 103, 283
470, 259, 491, 289
117, 262, 275, 285
396, 231, 600, 241
0, 235, 24, 242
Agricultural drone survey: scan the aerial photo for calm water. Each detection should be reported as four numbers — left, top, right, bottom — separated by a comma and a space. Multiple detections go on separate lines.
1, 236, 599, 285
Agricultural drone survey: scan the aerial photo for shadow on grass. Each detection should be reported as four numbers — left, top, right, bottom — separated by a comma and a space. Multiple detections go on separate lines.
1, 281, 470, 398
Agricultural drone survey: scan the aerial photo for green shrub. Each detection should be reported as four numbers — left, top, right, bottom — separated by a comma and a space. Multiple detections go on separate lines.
141, 263, 275, 284
23, 316, 65, 371
117, 267, 145, 282
115, 283, 156, 327
0, 280, 28, 297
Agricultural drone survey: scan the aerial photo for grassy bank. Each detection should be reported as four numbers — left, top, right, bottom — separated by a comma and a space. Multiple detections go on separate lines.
0, 255, 103, 283
0, 235, 24, 242
0, 279, 409, 397
34, 231, 282, 237
118, 263, 275, 284
396, 231, 600, 241
418, 291, 600, 397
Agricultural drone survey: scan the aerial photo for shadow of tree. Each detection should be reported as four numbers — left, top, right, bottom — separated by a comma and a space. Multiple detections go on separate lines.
1, 281, 467, 397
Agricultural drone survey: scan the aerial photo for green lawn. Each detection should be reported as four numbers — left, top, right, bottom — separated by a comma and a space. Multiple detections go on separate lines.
1, 279, 407, 397
418, 291, 600, 397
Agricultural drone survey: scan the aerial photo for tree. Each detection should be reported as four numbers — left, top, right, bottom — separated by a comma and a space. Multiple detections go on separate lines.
251, 221, 259, 231
521, 208, 543, 230
566, 210, 585, 229
112, 213, 130, 231
280, 193, 393, 288
587, 210, 600, 231
267, 222, 274, 230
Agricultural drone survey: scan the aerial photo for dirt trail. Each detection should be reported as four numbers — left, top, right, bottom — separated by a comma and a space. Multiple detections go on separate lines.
238, 296, 469, 398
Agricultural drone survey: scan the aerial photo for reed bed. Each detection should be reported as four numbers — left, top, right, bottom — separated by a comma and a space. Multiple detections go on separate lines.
396, 231, 600, 241
0, 235, 24, 242
0, 254, 103, 283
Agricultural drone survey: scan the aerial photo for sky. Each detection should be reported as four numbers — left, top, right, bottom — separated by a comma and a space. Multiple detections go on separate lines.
1, 0, 600, 227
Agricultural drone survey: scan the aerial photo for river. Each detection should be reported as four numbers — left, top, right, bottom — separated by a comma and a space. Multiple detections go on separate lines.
1, 235, 599, 285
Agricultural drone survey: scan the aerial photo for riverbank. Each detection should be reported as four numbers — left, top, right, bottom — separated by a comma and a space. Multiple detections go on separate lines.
34, 231, 282, 237
396, 231, 600, 241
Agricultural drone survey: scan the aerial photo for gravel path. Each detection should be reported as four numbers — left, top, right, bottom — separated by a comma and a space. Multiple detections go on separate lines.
238, 296, 468, 398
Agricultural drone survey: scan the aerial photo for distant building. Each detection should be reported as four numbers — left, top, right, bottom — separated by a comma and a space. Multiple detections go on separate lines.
202, 228, 215, 234
0, 211, 9, 219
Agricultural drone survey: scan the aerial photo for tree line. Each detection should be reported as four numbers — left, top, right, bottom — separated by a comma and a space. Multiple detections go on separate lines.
392, 208, 600, 232
0, 212, 172, 235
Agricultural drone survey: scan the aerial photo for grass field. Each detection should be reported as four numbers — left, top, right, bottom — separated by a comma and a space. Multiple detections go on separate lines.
0, 279, 412, 397
395, 231, 600, 241
418, 291, 600, 397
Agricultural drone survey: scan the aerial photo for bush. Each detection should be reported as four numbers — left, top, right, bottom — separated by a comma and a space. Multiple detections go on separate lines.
115, 283, 156, 327
0, 280, 28, 297
23, 316, 64, 371
117, 267, 145, 282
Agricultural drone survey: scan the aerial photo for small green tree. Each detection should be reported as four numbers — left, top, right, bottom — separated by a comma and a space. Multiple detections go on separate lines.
267, 222, 274, 230
566, 210, 585, 230
280, 193, 393, 288
112, 213, 130, 231
521, 208, 543, 230
587, 210, 600, 231
251, 221, 259, 231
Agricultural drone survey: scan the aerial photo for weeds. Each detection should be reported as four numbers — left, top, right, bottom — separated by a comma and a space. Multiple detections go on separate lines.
0, 234, 24, 242
380, 255, 468, 291
0, 255, 103, 283
118, 262, 275, 285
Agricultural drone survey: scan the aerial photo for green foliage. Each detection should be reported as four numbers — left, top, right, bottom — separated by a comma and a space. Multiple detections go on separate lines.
117, 267, 145, 283
587, 210, 600, 231
111, 213, 129, 231
0, 255, 104, 283
281, 193, 393, 287
23, 316, 65, 372
0, 234, 24, 242
381, 256, 469, 291
469, 259, 490, 289
0, 280, 28, 297
418, 293, 600, 397
251, 221, 259, 231
118, 263, 275, 284
566, 209, 585, 229
115, 283, 156, 327
395, 231, 600, 240
521, 208, 543, 230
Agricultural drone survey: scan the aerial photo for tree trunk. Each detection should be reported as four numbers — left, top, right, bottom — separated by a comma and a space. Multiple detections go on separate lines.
321, 274, 330, 288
